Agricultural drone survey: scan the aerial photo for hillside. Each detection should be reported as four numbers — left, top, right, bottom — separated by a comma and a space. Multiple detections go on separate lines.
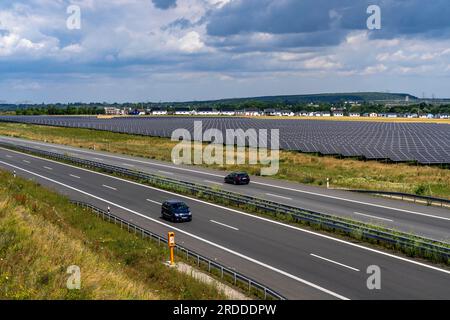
182, 92, 418, 105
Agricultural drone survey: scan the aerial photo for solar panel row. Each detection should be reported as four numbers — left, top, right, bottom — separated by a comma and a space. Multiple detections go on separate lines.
0, 116, 449, 165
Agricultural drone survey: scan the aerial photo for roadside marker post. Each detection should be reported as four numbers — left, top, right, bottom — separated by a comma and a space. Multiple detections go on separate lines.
168, 232, 175, 266
327, 178, 330, 189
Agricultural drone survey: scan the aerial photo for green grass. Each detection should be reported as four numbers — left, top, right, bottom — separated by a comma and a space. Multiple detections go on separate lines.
0, 170, 226, 300
0, 122, 448, 199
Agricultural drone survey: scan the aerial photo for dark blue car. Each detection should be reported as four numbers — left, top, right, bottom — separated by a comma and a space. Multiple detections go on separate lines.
224, 172, 250, 185
161, 200, 192, 222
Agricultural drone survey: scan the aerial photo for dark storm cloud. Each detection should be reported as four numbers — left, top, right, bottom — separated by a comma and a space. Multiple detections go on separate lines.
206, 0, 450, 47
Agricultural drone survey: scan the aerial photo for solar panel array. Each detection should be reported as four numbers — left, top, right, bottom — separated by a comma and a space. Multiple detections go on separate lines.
0, 115, 449, 164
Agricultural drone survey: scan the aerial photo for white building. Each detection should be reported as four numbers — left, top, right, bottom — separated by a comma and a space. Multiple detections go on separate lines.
280, 110, 295, 117
196, 108, 220, 116
174, 108, 191, 115
349, 112, 360, 117
333, 111, 344, 117
220, 108, 237, 116
244, 108, 261, 116
152, 107, 168, 115
104, 107, 122, 115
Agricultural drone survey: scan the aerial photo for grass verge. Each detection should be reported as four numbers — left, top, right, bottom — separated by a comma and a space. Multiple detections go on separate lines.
0, 169, 227, 300
0, 122, 448, 199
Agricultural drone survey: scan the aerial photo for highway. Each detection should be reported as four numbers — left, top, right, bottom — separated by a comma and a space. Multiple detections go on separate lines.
0, 136, 449, 243
0, 145, 449, 299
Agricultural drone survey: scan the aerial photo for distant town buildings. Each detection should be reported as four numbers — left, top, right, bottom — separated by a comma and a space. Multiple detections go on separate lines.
102, 105, 444, 120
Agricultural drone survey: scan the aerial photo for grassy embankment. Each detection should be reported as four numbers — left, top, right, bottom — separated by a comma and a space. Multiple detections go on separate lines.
0, 170, 225, 299
0, 122, 448, 199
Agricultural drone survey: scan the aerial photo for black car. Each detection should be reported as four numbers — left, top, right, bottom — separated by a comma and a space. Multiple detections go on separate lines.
224, 172, 250, 185
161, 200, 192, 222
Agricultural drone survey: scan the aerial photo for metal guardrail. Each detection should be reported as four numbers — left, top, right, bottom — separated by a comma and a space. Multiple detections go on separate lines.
71, 200, 286, 300
2, 141, 450, 262
347, 189, 450, 208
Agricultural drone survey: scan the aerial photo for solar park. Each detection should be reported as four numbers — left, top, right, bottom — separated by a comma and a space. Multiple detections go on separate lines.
0, 115, 448, 165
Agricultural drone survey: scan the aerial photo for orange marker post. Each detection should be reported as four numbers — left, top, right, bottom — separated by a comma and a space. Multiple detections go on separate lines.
168, 232, 175, 265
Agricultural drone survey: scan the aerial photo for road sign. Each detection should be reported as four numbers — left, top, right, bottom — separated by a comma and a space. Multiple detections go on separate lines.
168, 232, 175, 265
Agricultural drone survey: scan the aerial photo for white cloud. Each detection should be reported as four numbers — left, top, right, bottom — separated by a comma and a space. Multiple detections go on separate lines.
178, 31, 205, 53
303, 56, 341, 70
362, 64, 387, 75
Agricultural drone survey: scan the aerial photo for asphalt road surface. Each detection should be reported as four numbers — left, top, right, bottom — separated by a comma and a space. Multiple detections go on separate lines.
0, 136, 449, 243
0, 146, 449, 299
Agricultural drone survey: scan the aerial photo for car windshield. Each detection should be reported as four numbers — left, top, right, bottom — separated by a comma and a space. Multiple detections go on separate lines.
171, 203, 189, 211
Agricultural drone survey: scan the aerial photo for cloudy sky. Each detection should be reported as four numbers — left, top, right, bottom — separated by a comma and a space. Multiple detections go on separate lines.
1, 0, 450, 103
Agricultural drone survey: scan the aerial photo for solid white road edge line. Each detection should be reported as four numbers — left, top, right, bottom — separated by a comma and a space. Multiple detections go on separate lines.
310, 254, 360, 272
266, 193, 293, 200
1, 147, 450, 276
204, 180, 223, 185
122, 163, 135, 167
3, 136, 447, 222
158, 170, 174, 175
210, 220, 239, 231
0, 159, 348, 300
353, 212, 394, 222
